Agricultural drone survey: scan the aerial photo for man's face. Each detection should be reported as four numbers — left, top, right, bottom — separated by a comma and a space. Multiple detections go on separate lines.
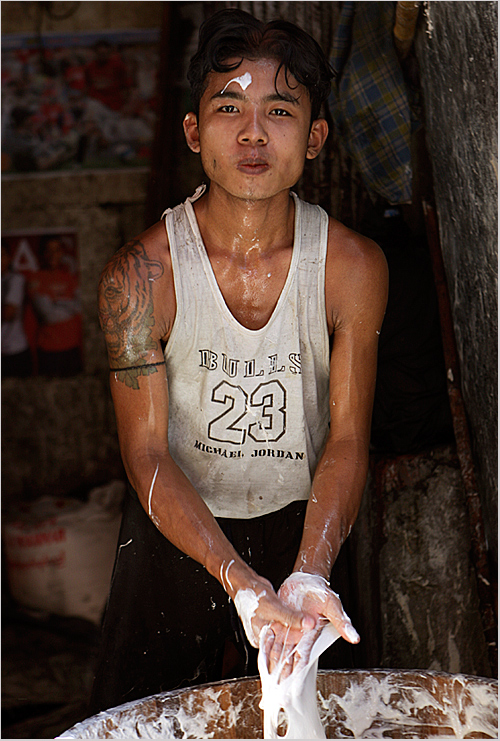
184, 58, 327, 201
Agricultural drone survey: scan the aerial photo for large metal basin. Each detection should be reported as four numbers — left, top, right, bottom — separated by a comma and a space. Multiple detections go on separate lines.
57, 669, 497, 738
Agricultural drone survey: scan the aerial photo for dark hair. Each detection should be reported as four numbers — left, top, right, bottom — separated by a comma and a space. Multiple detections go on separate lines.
187, 9, 334, 121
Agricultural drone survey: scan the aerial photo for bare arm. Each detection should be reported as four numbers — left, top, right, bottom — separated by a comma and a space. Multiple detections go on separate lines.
294, 220, 389, 578
99, 225, 313, 644
265, 219, 388, 674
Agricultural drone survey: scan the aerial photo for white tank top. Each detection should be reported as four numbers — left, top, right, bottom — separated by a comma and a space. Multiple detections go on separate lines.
162, 186, 330, 519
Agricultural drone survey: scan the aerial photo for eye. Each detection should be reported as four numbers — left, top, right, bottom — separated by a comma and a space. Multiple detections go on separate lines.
218, 104, 238, 113
271, 108, 291, 117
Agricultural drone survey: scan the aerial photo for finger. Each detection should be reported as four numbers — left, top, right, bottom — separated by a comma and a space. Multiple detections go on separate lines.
267, 623, 296, 676
260, 624, 276, 673
274, 627, 318, 683
277, 625, 297, 681
323, 596, 360, 644
289, 623, 321, 674
277, 649, 295, 682
343, 621, 360, 643
269, 632, 285, 674
272, 602, 316, 635
272, 623, 313, 680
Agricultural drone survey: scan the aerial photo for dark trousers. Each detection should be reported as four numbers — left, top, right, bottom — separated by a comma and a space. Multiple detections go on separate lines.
89, 489, 354, 714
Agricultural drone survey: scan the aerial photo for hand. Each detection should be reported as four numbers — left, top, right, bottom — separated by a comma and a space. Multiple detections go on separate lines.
233, 575, 316, 650
260, 572, 360, 679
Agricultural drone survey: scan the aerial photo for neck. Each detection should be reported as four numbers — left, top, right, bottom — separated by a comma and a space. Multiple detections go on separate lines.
193, 184, 295, 261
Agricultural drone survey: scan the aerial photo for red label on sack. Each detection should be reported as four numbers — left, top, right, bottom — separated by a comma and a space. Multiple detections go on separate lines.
5, 527, 66, 549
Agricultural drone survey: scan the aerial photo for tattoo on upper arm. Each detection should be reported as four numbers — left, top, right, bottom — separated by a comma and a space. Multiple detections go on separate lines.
98, 238, 164, 389
109, 361, 166, 389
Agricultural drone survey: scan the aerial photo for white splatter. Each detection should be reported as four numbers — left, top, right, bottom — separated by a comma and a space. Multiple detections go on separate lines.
148, 463, 159, 516
56, 671, 498, 739
221, 72, 252, 94
234, 587, 263, 648
219, 558, 235, 593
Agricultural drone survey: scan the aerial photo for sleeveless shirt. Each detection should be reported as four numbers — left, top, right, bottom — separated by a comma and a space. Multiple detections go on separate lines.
162, 185, 330, 519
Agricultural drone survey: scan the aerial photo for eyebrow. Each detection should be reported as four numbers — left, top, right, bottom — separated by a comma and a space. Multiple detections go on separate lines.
211, 89, 300, 105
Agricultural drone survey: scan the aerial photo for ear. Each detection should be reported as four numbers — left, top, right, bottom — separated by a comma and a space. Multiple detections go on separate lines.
183, 112, 201, 153
306, 118, 329, 160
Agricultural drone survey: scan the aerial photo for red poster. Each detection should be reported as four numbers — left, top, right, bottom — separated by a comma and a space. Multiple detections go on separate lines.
2, 229, 83, 377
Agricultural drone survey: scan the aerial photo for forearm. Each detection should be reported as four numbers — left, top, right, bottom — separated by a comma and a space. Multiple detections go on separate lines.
273, 439, 368, 672
293, 437, 368, 578
122, 448, 259, 598
122, 447, 317, 648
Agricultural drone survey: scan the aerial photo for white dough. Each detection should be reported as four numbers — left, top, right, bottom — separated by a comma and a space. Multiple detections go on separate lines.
258, 622, 341, 739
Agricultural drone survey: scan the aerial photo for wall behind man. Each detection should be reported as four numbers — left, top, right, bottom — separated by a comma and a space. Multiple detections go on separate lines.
415, 1, 498, 567
1, 2, 163, 506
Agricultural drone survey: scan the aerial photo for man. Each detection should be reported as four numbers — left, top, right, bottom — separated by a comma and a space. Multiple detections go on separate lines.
91, 9, 388, 713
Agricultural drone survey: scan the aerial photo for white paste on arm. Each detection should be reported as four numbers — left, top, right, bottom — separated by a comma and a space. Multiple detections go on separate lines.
234, 587, 266, 648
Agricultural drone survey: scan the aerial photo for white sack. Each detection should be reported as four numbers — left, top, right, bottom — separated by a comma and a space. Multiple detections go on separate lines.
3, 480, 125, 624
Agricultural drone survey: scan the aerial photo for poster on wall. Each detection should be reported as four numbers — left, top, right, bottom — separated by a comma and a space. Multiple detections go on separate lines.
1, 29, 160, 174
2, 229, 83, 378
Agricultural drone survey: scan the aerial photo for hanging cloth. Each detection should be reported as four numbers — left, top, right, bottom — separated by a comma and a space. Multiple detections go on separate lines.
329, 1, 413, 204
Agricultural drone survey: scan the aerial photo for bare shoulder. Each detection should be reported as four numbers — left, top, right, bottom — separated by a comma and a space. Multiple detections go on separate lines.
98, 220, 175, 371
100, 220, 170, 282
325, 217, 388, 333
326, 217, 387, 278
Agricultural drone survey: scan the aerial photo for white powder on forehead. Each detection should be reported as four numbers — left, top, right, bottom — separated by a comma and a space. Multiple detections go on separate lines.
221, 71, 252, 94
258, 622, 341, 739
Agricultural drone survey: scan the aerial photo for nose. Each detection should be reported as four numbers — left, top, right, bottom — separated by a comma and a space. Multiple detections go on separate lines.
237, 110, 268, 146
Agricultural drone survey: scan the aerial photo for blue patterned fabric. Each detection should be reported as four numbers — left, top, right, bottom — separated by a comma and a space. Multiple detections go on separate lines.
329, 1, 413, 204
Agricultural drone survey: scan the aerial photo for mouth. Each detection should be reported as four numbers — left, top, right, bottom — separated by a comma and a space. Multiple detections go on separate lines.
236, 158, 270, 175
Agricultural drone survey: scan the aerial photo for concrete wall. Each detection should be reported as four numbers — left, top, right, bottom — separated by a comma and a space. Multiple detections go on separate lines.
351, 446, 491, 677
417, 2, 498, 560
1, 170, 148, 501
415, 2, 498, 565
1, 2, 163, 505
1, 1, 162, 34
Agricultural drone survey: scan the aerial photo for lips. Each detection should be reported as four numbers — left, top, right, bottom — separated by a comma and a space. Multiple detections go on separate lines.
236, 158, 270, 175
